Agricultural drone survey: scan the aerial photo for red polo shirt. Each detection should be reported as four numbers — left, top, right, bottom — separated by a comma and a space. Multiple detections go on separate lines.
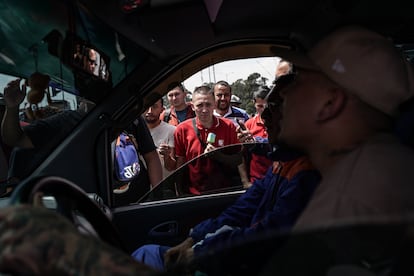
175, 116, 240, 194
245, 114, 272, 182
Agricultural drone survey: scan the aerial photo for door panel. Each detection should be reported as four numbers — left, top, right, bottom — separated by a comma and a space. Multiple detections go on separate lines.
112, 191, 243, 253
111, 143, 262, 253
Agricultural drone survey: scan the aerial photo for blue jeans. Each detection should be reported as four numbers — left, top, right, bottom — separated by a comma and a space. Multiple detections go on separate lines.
131, 244, 171, 271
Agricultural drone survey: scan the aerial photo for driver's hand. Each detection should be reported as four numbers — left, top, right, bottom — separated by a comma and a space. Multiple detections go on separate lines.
0, 205, 159, 275
164, 237, 194, 271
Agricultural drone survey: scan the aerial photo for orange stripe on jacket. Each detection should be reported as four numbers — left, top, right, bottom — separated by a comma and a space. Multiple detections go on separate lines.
272, 156, 315, 180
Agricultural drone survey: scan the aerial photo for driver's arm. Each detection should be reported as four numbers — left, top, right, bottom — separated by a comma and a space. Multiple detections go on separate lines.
0, 205, 161, 276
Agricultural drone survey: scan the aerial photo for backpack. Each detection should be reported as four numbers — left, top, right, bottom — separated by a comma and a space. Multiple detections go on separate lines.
113, 132, 140, 189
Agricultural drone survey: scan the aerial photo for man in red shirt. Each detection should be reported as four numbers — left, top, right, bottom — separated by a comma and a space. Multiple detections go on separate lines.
244, 86, 273, 182
174, 85, 240, 195
161, 82, 195, 126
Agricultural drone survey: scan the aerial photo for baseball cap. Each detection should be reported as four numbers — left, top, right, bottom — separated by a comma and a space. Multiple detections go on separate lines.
278, 26, 414, 117
231, 95, 241, 104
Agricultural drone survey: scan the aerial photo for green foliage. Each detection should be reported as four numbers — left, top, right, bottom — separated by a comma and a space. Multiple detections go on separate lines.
231, 73, 269, 115
245, 101, 256, 116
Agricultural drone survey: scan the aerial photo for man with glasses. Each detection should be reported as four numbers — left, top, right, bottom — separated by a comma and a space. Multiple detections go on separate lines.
259, 26, 414, 276
85, 48, 98, 76
274, 26, 414, 232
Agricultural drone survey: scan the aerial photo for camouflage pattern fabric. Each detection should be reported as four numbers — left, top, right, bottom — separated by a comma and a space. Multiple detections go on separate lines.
0, 205, 163, 275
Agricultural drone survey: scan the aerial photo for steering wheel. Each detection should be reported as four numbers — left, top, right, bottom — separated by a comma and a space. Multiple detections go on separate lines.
9, 175, 127, 252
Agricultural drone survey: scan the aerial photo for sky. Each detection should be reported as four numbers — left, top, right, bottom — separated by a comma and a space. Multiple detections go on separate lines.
183, 57, 280, 92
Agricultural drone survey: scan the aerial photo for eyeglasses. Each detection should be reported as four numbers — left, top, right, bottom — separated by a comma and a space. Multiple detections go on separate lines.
266, 102, 280, 113
263, 72, 297, 112
272, 72, 297, 91
88, 57, 97, 65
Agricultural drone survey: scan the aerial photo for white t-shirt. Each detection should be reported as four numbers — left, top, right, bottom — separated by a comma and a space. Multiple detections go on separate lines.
294, 133, 414, 231
150, 121, 176, 179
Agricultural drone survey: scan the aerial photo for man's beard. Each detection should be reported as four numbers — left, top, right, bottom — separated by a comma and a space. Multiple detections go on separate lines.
145, 117, 158, 124
217, 102, 229, 111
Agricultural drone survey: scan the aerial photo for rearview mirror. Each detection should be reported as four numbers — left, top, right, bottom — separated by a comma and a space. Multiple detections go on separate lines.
62, 32, 111, 82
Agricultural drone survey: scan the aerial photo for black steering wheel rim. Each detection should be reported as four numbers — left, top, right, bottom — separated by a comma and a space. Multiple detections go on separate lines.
10, 175, 127, 252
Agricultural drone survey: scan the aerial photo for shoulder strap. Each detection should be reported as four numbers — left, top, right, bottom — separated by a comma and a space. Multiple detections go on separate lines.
192, 118, 206, 148
124, 130, 147, 169
127, 132, 139, 152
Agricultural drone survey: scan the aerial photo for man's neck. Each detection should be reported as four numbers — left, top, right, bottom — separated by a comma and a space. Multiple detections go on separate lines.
174, 104, 187, 112
147, 120, 161, 129
215, 107, 229, 117
198, 117, 214, 129
308, 137, 364, 176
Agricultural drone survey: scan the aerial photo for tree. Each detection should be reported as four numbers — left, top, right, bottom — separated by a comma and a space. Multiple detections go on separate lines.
230, 73, 269, 115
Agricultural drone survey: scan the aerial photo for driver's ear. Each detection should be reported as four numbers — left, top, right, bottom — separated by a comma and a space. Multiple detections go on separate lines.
316, 87, 346, 122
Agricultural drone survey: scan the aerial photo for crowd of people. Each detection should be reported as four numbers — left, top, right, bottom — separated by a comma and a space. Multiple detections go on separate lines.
0, 68, 270, 203
131, 78, 277, 197
0, 25, 414, 275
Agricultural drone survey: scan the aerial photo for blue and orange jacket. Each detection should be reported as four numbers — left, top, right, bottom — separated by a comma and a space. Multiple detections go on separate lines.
190, 155, 320, 255
160, 104, 195, 126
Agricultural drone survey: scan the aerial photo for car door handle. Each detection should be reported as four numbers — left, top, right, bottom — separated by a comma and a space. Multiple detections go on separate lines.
149, 221, 178, 237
